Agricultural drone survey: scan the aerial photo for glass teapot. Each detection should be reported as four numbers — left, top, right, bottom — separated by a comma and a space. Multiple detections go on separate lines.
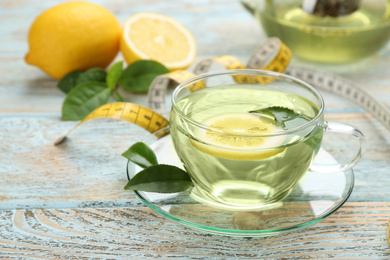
241, 0, 390, 63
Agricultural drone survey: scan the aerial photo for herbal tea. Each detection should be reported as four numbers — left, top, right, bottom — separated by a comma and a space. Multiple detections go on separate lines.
170, 85, 323, 209
255, 0, 390, 63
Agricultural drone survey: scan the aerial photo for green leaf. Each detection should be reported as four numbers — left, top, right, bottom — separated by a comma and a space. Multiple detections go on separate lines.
119, 60, 169, 92
76, 68, 107, 85
122, 142, 158, 168
249, 108, 276, 121
249, 106, 310, 129
106, 61, 123, 89
61, 81, 111, 121
57, 70, 82, 93
124, 164, 193, 193
113, 91, 124, 102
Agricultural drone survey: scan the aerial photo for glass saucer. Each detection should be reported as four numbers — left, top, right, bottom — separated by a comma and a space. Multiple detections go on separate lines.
126, 127, 354, 237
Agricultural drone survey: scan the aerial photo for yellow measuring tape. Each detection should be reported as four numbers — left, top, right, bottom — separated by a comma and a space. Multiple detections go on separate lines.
55, 37, 291, 145
54, 102, 169, 145
148, 37, 291, 115
388, 218, 390, 246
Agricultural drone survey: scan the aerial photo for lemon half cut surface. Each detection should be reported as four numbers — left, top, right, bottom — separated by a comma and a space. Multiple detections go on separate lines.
190, 113, 286, 161
120, 12, 197, 70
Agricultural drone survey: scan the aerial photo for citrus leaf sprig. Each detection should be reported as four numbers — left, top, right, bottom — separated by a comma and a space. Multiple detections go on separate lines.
58, 60, 169, 121
122, 142, 193, 193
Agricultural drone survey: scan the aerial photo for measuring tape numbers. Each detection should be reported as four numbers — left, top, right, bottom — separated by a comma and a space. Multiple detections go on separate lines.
284, 66, 390, 131
55, 38, 291, 145
55, 102, 169, 145
148, 37, 292, 115
55, 37, 389, 145
148, 36, 390, 131
148, 70, 206, 116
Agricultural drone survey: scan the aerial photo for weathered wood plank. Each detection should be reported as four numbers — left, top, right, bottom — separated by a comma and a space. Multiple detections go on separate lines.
0, 117, 148, 210
0, 203, 389, 258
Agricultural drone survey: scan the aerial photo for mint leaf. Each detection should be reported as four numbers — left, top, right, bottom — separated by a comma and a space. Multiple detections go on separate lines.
106, 61, 123, 89
119, 60, 169, 92
122, 142, 158, 169
61, 81, 111, 121
76, 68, 107, 85
57, 70, 82, 93
250, 106, 309, 129
125, 164, 193, 193
249, 109, 276, 121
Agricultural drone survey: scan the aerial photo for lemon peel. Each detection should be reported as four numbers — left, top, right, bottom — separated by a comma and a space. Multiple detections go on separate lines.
25, 1, 121, 79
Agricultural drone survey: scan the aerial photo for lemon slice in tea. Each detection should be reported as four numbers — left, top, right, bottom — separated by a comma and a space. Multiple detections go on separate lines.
190, 113, 286, 160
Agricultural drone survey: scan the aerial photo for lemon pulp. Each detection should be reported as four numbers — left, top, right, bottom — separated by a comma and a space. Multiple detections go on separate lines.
120, 12, 196, 70
190, 113, 286, 161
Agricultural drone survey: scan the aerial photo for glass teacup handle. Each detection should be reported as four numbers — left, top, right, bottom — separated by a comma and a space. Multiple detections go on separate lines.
309, 121, 366, 173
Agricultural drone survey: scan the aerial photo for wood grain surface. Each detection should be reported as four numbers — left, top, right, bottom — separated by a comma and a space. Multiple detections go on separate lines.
0, 203, 389, 259
1, 0, 390, 258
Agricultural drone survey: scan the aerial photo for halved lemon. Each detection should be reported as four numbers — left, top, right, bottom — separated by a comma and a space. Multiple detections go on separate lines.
120, 12, 197, 70
190, 113, 286, 161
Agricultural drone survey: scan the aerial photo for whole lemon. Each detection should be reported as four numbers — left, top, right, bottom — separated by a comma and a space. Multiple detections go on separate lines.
25, 1, 121, 79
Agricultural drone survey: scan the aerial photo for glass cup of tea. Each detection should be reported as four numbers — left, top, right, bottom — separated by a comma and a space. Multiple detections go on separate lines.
169, 69, 365, 210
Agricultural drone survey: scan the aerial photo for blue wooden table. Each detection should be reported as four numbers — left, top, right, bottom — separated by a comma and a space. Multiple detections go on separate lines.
1, 0, 389, 258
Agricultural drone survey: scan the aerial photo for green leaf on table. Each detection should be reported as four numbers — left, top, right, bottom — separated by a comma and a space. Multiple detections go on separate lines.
249, 106, 310, 129
57, 70, 82, 93
118, 60, 169, 92
106, 61, 123, 89
61, 81, 111, 121
122, 142, 158, 169
76, 68, 107, 85
124, 164, 193, 193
